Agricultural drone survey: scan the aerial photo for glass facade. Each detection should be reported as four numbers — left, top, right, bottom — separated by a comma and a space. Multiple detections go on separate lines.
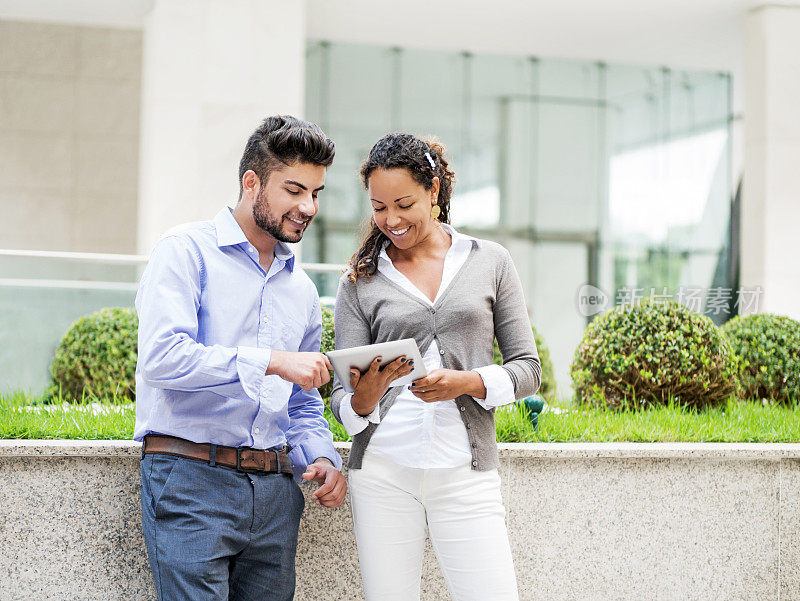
0, 256, 140, 394
304, 41, 734, 394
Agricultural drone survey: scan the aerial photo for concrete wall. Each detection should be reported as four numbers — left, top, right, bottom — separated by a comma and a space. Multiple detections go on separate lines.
0, 19, 141, 253
2, 441, 799, 601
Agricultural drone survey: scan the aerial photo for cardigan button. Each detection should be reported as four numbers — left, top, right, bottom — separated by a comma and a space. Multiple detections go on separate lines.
471, 442, 478, 448
466, 423, 471, 429
440, 350, 445, 355
460, 406, 466, 412
472, 460, 478, 467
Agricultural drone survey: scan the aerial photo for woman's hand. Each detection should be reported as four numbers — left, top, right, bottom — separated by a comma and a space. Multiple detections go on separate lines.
410, 369, 486, 402
350, 355, 414, 416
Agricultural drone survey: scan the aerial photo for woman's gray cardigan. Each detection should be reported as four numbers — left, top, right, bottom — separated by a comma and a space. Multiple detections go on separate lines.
330, 239, 541, 471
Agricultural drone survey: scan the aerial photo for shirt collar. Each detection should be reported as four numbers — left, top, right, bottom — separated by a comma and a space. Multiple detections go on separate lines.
274, 241, 296, 272
214, 207, 248, 247
213, 207, 295, 272
378, 223, 479, 262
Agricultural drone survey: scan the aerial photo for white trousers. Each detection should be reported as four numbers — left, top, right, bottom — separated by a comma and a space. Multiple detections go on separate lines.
348, 451, 520, 601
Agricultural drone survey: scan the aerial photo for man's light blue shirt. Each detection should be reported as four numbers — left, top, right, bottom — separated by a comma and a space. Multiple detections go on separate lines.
134, 207, 341, 473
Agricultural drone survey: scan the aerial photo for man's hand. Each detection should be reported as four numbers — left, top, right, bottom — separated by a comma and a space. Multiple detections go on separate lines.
302, 458, 347, 508
410, 369, 486, 402
267, 350, 333, 391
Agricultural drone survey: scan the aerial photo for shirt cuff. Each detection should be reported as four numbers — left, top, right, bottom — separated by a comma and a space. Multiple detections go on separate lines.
289, 436, 343, 473
236, 346, 271, 401
472, 364, 516, 409
339, 393, 380, 436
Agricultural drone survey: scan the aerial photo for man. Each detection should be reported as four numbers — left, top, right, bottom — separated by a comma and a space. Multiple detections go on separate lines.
134, 115, 346, 601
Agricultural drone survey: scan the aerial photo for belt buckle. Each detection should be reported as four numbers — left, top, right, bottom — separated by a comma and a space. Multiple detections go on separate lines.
235, 448, 265, 473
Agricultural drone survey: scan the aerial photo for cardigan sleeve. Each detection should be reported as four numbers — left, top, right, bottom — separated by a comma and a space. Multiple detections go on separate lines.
493, 248, 542, 398
329, 275, 375, 423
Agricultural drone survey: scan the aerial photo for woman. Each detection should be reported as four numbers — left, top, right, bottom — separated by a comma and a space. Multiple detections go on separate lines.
330, 133, 541, 601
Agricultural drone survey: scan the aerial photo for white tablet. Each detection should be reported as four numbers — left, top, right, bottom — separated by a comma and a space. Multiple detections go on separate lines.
326, 338, 427, 394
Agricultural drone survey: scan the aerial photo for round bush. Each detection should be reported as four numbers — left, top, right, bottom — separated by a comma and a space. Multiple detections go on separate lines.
494, 325, 556, 400
49, 307, 138, 402
319, 305, 335, 400
570, 299, 739, 409
722, 313, 800, 402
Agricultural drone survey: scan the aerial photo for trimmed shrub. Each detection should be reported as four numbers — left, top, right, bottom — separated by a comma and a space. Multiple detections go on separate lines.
722, 313, 800, 402
494, 325, 556, 400
570, 299, 739, 409
319, 306, 335, 399
49, 307, 138, 402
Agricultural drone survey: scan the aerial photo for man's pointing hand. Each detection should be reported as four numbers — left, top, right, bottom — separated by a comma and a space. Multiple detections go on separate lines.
267, 350, 333, 391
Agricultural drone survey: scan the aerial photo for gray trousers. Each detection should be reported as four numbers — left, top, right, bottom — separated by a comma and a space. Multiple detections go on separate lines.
140, 453, 305, 601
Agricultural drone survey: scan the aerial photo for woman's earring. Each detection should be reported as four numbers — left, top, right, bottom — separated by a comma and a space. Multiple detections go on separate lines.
430, 204, 441, 220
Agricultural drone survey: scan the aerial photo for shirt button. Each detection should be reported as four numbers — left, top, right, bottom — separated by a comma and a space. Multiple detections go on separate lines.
472, 460, 478, 467
254, 427, 260, 434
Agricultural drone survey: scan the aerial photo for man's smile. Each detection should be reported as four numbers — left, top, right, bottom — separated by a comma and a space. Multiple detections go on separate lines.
286, 216, 310, 228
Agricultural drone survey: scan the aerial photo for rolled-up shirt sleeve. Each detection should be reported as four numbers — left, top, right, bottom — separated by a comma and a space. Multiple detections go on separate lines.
472, 364, 516, 409
136, 235, 270, 400
285, 298, 342, 473
338, 392, 380, 436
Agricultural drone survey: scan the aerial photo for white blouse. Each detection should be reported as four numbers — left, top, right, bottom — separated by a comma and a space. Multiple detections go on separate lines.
337, 223, 515, 468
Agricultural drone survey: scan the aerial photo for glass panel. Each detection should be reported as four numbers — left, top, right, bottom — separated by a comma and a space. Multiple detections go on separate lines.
399, 48, 464, 140
604, 64, 732, 322
528, 242, 589, 395
1, 285, 136, 395
534, 102, 600, 232
538, 58, 602, 101
450, 54, 534, 228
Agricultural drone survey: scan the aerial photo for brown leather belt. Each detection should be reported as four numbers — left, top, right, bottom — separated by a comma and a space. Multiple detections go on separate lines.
142, 434, 293, 476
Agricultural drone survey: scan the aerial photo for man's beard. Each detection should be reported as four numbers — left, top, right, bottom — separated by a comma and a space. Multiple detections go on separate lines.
252, 191, 308, 243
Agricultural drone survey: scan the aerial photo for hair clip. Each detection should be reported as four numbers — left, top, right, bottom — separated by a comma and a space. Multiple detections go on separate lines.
424, 152, 435, 170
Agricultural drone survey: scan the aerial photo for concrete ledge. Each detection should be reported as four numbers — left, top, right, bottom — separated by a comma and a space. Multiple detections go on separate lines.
5, 439, 800, 458
2, 441, 799, 600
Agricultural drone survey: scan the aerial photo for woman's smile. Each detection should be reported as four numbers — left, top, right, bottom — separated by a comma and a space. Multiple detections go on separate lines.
387, 225, 411, 239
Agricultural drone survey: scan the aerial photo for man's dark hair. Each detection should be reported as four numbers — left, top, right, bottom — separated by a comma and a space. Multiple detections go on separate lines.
238, 115, 335, 196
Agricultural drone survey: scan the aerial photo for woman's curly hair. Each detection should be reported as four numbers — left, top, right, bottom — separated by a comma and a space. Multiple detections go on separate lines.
348, 133, 456, 282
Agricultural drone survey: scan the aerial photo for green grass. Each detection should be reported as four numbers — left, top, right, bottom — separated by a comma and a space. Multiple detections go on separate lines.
0, 390, 136, 440
2, 392, 799, 443
496, 397, 800, 443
